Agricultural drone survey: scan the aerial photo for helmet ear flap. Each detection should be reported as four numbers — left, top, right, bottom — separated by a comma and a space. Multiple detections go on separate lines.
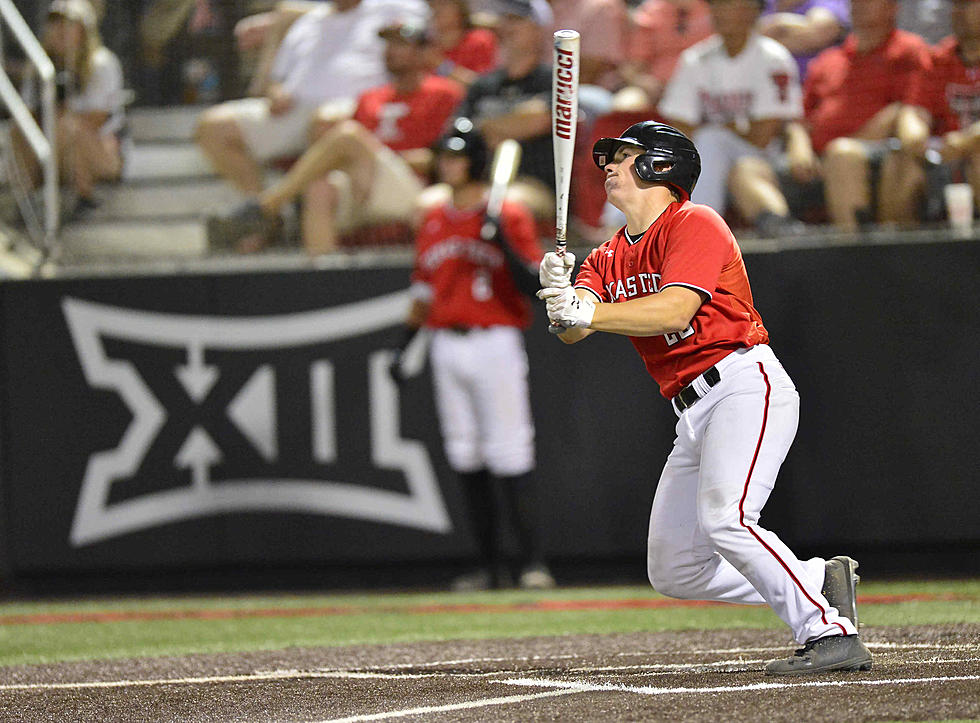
633, 153, 656, 183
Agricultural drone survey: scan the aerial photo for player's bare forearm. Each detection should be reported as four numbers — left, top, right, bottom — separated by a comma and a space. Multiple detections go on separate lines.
589, 286, 703, 337
555, 325, 594, 343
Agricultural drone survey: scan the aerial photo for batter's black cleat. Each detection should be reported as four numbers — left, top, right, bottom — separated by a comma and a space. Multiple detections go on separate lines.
822, 555, 861, 628
765, 634, 873, 676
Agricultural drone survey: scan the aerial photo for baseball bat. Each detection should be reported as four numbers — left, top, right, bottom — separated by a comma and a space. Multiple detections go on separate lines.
550, 29, 580, 333
482, 138, 522, 239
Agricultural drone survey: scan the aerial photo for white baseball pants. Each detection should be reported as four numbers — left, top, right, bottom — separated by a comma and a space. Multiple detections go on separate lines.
647, 344, 857, 644
430, 326, 535, 477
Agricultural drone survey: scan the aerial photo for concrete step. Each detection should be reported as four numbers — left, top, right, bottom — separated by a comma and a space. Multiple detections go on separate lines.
55, 219, 207, 262
123, 142, 214, 182
87, 179, 242, 221
128, 105, 205, 143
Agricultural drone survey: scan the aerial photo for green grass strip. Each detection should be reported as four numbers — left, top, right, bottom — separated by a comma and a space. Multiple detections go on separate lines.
0, 578, 976, 668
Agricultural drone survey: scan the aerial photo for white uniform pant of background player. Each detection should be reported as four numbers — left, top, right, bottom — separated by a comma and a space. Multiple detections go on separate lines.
647, 344, 857, 644
690, 125, 779, 215
430, 326, 535, 477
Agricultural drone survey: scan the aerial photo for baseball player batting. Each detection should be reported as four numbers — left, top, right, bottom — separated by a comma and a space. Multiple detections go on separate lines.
392, 118, 554, 591
537, 121, 871, 675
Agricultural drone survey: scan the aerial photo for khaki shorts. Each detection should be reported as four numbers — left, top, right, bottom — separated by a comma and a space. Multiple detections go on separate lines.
329, 145, 423, 232
230, 97, 355, 162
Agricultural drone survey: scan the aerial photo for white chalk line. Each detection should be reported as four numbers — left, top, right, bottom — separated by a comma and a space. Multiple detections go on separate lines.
0, 669, 444, 692
313, 689, 581, 723
496, 673, 980, 697
311, 671, 980, 722
0, 641, 974, 693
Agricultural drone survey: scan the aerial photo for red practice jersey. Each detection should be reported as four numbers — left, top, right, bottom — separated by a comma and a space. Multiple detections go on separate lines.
354, 75, 463, 152
912, 36, 980, 135
413, 199, 543, 329
574, 201, 769, 398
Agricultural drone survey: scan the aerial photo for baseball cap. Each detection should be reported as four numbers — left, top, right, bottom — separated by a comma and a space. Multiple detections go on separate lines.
378, 19, 433, 44
47, 0, 97, 30
494, 0, 553, 26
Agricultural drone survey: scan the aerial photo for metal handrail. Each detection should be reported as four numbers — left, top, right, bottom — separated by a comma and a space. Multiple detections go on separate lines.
0, 0, 58, 256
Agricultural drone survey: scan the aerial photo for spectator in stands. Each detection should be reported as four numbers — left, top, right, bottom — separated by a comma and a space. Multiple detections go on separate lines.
657, 0, 805, 234
887, 0, 980, 224
138, 0, 254, 105
14, 0, 127, 215
455, 0, 555, 222
194, 0, 428, 199
548, 0, 630, 113
617, 0, 714, 109
802, 0, 931, 230
758, 0, 849, 80
206, 20, 463, 255
425, 0, 499, 87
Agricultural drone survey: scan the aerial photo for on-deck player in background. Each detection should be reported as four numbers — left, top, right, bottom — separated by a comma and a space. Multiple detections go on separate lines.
391, 118, 555, 591
537, 121, 871, 675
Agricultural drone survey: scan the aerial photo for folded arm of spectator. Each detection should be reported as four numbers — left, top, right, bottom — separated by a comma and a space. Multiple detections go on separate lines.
263, 82, 295, 115
400, 147, 435, 178
941, 121, 980, 163
895, 104, 931, 159
784, 120, 819, 183
579, 56, 619, 88
758, 7, 845, 56
616, 64, 667, 109
476, 98, 550, 147
726, 117, 785, 150
244, 2, 319, 97
850, 101, 902, 141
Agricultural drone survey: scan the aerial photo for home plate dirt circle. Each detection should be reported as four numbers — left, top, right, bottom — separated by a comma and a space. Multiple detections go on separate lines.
0, 625, 977, 722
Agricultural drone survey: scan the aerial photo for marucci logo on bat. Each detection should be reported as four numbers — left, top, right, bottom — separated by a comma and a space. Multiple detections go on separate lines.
554, 47, 577, 140
62, 294, 451, 547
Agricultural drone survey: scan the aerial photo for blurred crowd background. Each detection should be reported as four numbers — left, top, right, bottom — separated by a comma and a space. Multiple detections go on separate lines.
0, 0, 971, 257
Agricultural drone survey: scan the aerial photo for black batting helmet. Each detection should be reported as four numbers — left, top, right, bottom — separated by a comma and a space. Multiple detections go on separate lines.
592, 121, 701, 200
434, 117, 488, 181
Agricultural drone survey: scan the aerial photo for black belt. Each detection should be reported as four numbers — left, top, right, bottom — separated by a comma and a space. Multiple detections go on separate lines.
672, 365, 721, 413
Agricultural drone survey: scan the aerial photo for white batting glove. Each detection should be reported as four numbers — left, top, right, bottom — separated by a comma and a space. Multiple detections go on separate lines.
536, 286, 595, 328
538, 251, 576, 288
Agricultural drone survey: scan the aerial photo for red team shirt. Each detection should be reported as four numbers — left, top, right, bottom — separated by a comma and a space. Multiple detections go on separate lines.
913, 36, 980, 135
413, 200, 543, 329
804, 30, 931, 153
574, 201, 769, 399
354, 75, 463, 152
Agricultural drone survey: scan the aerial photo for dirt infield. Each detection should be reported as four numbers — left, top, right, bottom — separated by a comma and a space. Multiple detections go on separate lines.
0, 624, 977, 722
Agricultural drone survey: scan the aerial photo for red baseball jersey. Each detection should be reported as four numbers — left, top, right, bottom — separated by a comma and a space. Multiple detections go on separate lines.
354, 75, 463, 152
574, 201, 769, 399
911, 36, 980, 135
804, 30, 931, 153
413, 199, 543, 329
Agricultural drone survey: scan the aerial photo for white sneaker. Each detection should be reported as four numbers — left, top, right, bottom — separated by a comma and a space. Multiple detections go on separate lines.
451, 569, 493, 592
519, 565, 556, 590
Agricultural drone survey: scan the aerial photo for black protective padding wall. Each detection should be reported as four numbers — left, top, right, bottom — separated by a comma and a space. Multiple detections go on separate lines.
0, 240, 976, 577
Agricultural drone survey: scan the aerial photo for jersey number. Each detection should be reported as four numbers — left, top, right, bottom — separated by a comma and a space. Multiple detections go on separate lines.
664, 324, 694, 346
472, 269, 492, 301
